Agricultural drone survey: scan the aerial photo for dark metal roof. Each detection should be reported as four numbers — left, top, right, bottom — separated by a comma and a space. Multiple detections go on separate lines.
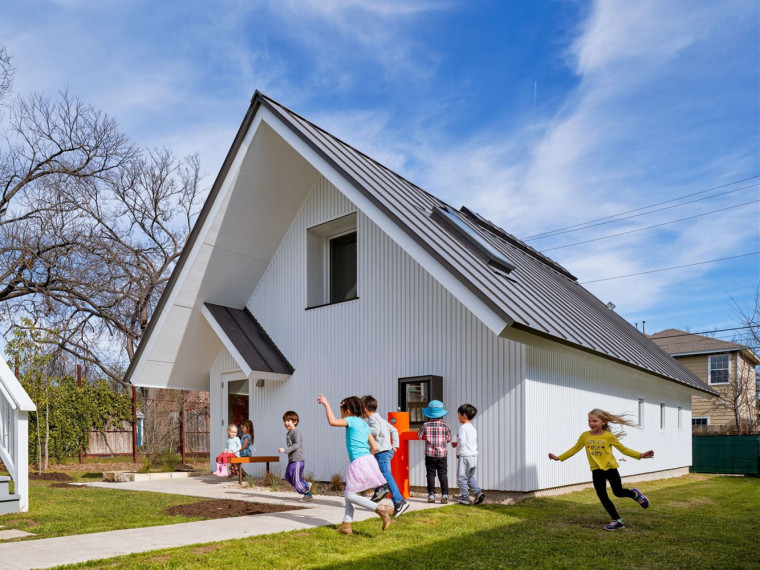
204, 303, 294, 375
257, 92, 715, 396
125, 91, 714, 396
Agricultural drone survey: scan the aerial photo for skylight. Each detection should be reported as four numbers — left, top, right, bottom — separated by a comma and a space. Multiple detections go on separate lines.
432, 205, 516, 274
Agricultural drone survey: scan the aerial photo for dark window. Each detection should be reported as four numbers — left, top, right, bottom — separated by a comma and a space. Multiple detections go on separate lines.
692, 417, 709, 426
398, 375, 443, 426
708, 355, 730, 384
329, 232, 357, 303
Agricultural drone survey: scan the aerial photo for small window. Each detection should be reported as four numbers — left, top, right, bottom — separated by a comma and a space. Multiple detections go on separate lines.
708, 355, 730, 384
659, 403, 665, 429
677, 406, 682, 430
307, 214, 358, 308
692, 417, 709, 427
398, 375, 443, 427
638, 398, 644, 426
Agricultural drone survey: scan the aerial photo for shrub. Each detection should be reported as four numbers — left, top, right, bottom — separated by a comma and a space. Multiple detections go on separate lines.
328, 473, 344, 492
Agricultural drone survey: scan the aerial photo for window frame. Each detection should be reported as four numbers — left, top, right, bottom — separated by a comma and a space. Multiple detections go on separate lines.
692, 417, 710, 427
707, 354, 730, 385
306, 214, 358, 309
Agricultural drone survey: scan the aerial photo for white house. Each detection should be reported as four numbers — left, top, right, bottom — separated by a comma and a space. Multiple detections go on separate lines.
125, 92, 715, 493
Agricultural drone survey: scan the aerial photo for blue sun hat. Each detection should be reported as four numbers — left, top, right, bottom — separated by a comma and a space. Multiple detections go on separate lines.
422, 400, 449, 418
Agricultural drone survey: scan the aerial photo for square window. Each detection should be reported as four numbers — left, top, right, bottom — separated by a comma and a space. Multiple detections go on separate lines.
398, 375, 443, 427
307, 214, 358, 308
708, 355, 730, 384
692, 417, 709, 426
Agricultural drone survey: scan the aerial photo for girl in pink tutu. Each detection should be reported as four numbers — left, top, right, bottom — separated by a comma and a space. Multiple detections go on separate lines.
317, 394, 393, 535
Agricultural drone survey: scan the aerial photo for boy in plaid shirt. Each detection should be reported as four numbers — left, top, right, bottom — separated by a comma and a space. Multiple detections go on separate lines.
417, 400, 452, 503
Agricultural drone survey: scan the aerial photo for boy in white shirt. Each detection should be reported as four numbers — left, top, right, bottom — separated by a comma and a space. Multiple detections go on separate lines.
452, 403, 486, 505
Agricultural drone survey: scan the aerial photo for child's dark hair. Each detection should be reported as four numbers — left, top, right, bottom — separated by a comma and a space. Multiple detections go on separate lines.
241, 419, 255, 443
340, 396, 363, 417
283, 410, 299, 425
458, 403, 477, 420
361, 395, 378, 412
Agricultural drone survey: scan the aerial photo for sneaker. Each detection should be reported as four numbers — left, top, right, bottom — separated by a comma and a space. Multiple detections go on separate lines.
632, 488, 649, 509
473, 492, 486, 505
456, 496, 471, 505
371, 486, 389, 503
604, 519, 625, 531
393, 500, 410, 517
301, 492, 313, 502
427, 494, 436, 503
441, 494, 449, 504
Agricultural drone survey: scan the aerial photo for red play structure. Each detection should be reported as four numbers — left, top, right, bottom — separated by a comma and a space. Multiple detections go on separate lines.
388, 411, 420, 498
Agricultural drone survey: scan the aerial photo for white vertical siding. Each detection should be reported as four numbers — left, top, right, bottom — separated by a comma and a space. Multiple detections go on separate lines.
245, 176, 525, 490
525, 345, 692, 491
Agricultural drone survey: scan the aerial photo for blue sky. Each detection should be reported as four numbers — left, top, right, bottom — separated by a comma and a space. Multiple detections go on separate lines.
1, 0, 758, 342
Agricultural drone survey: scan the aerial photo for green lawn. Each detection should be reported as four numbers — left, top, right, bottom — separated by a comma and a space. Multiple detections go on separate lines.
1, 475, 208, 538
46, 474, 758, 569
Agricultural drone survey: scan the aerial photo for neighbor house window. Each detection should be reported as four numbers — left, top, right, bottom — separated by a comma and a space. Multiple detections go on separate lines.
307, 213, 358, 308
692, 417, 709, 427
708, 355, 730, 384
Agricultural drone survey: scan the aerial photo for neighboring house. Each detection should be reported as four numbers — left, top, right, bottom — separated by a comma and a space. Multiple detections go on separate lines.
125, 92, 715, 492
649, 329, 760, 431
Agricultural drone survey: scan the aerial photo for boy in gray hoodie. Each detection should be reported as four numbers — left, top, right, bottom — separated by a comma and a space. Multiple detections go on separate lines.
278, 410, 313, 501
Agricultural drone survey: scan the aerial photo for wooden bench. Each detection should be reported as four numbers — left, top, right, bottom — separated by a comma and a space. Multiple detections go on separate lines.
228, 456, 280, 485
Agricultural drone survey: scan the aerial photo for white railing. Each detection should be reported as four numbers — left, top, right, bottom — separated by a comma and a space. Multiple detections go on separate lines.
0, 358, 35, 512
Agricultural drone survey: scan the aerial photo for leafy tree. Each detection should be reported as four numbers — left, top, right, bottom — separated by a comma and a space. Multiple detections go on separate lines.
5, 319, 132, 468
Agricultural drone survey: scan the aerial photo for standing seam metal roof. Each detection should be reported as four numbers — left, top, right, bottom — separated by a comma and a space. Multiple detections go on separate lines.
258, 92, 714, 395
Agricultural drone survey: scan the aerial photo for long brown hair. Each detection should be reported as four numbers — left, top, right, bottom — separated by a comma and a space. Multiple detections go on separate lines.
589, 409, 637, 437
241, 419, 255, 444
340, 396, 363, 417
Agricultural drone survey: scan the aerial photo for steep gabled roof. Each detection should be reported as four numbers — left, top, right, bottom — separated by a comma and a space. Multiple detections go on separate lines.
125, 91, 714, 396
650, 329, 760, 364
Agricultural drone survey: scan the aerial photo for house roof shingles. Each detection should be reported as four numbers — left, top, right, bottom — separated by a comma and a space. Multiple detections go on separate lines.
650, 329, 760, 364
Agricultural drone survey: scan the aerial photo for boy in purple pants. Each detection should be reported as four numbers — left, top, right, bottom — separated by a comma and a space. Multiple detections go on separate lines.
278, 410, 313, 501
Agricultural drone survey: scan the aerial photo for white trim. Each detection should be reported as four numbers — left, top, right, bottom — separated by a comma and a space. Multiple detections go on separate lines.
129, 112, 265, 387
669, 348, 741, 357
707, 354, 731, 385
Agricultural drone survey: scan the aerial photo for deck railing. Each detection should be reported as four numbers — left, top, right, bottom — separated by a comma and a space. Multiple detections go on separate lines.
0, 358, 35, 512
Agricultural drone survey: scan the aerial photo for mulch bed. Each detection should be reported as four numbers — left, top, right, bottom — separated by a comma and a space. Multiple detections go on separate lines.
164, 499, 304, 519
29, 472, 74, 482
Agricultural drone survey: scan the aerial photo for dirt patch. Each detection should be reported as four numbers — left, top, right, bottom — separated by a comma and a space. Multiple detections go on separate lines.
29, 472, 73, 482
191, 544, 225, 555
164, 499, 304, 519
50, 482, 84, 489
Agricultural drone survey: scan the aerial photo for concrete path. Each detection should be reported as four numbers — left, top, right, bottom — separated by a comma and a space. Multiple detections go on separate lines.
0, 476, 444, 569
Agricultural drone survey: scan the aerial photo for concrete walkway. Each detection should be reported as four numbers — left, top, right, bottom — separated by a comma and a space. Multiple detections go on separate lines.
0, 476, 444, 569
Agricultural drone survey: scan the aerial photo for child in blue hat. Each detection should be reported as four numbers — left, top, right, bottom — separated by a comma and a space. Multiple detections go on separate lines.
416, 400, 452, 503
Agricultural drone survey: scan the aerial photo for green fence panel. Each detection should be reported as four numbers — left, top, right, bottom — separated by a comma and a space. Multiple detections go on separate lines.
691, 435, 760, 475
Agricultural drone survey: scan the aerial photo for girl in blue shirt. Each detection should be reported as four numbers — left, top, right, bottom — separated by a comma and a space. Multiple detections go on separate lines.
317, 394, 393, 535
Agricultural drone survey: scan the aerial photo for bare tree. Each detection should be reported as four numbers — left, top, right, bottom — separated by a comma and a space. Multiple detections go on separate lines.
0, 46, 205, 385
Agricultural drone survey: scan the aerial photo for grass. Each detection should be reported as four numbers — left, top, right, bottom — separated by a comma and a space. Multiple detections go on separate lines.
43, 474, 759, 569
0, 474, 209, 539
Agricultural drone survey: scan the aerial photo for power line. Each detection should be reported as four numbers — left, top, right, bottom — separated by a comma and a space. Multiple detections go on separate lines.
542, 199, 760, 252
524, 175, 760, 241
526, 183, 758, 241
580, 252, 760, 284
647, 326, 755, 339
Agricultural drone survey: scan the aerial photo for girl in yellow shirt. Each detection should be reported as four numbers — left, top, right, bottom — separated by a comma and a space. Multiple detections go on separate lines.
549, 409, 654, 531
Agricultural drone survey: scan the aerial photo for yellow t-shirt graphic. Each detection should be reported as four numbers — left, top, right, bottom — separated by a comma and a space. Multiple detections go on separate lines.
557, 431, 641, 471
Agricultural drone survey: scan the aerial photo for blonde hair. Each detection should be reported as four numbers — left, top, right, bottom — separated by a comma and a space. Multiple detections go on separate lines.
588, 409, 637, 437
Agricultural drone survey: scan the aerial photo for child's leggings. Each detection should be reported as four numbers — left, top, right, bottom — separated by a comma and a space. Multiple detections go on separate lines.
284, 461, 310, 494
592, 468, 636, 520
343, 491, 378, 522
216, 452, 236, 464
